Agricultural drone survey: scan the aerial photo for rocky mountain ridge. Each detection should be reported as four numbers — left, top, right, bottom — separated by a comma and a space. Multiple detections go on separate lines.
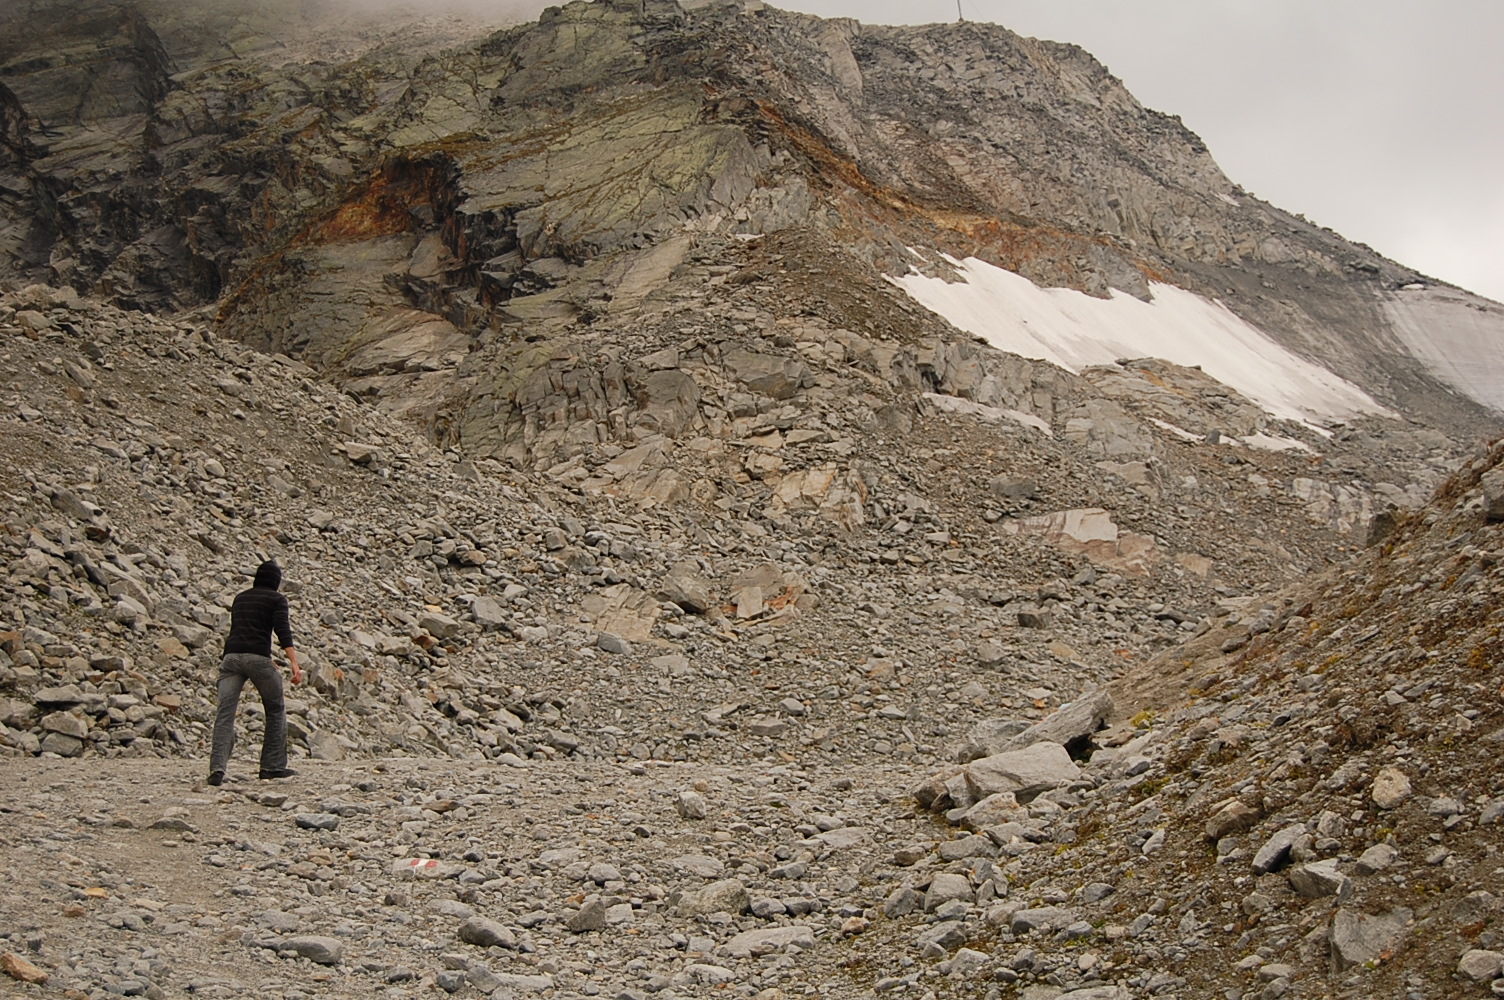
1, 0, 1500, 444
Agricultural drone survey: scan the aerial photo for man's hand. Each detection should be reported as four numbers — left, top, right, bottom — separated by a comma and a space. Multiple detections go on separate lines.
287, 648, 303, 686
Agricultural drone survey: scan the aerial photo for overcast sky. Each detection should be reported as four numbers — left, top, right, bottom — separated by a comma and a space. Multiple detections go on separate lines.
771, 0, 1504, 304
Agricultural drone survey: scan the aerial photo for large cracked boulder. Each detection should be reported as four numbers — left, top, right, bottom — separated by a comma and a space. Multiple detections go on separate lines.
1328, 907, 1412, 971
660, 561, 715, 614
1482, 468, 1504, 523
914, 741, 1083, 813
957, 689, 1114, 762
675, 879, 749, 917
722, 348, 809, 400
964, 742, 1082, 804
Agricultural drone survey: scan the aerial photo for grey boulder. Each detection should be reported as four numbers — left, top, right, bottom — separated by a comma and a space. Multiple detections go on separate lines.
965, 742, 1081, 803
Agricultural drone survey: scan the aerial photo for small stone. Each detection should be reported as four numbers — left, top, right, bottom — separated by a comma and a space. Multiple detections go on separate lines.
958, 792, 1026, 831
1242, 893, 1274, 916
750, 897, 787, 918
924, 873, 974, 911
471, 596, 508, 629
676, 879, 749, 916
963, 741, 1081, 802
1010, 906, 1074, 934
672, 854, 724, 877
567, 899, 607, 933
1454, 891, 1497, 924
391, 857, 447, 879
973, 640, 1008, 668
418, 612, 462, 639
915, 920, 967, 952
686, 963, 737, 987
1354, 843, 1399, 875
488, 972, 555, 992
676, 790, 708, 820
1016, 608, 1052, 629
1426, 796, 1463, 817
1459, 950, 1504, 984
661, 562, 715, 613
40, 710, 88, 739
1205, 801, 1260, 841
1287, 859, 1352, 901
747, 717, 786, 737
458, 916, 516, 948
1329, 907, 1412, 970
884, 887, 923, 918
816, 827, 869, 850
1482, 469, 1504, 523
893, 844, 932, 866
1252, 823, 1307, 874
950, 947, 989, 977
306, 731, 345, 762
285, 936, 343, 965
1371, 767, 1413, 809
295, 813, 340, 831
937, 834, 995, 861
587, 862, 622, 884
2, 952, 48, 984
429, 899, 476, 920
718, 925, 815, 958
38, 732, 84, 757
597, 632, 632, 655
33, 684, 85, 706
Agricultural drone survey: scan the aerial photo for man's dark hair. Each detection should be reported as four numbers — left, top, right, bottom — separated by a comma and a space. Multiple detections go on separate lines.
253, 560, 282, 590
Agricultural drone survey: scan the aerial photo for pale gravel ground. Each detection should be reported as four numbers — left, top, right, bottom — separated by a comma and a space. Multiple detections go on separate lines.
0, 753, 941, 1000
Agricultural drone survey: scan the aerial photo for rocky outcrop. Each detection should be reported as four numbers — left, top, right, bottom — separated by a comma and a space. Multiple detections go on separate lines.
0, 270, 1500, 1000
0, 279, 1436, 779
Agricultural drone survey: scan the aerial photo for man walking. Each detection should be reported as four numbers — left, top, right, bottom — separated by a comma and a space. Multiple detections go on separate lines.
207, 559, 302, 785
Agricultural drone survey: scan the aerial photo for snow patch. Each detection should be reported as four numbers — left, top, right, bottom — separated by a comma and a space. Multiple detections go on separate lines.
892, 254, 1393, 427
920, 393, 1053, 436
1238, 432, 1315, 454
1147, 418, 1312, 453
1147, 418, 1201, 443
1381, 286, 1504, 413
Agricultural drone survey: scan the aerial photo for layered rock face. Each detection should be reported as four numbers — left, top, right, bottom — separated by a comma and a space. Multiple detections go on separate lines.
0, 0, 1499, 447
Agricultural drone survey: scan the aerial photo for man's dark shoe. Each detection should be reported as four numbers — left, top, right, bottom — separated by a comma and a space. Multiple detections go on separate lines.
207, 771, 224, 787
258, 768, 298, 780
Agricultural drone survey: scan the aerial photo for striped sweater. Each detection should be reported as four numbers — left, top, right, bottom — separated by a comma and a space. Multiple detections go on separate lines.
223, 587, 295, 657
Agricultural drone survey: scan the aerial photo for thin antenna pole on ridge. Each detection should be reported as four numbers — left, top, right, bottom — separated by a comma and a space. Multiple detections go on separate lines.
957, 0, 964, 22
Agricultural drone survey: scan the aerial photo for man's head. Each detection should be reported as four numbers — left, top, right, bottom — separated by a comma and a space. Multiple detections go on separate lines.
253, 560, 283, 590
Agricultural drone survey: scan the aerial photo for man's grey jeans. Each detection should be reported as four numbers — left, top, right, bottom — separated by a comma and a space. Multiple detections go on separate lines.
209, 653, 287, 775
